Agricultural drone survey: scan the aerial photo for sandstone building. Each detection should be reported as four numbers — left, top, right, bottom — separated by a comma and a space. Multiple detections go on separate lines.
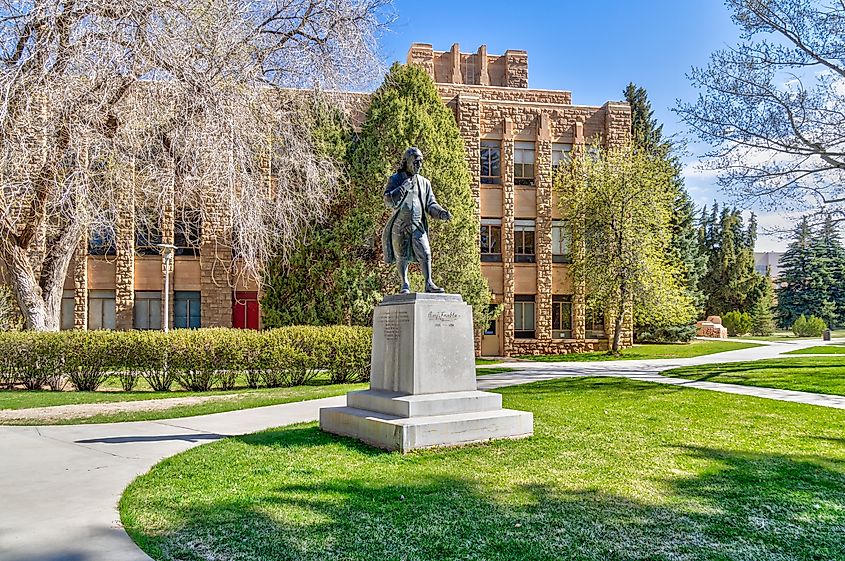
6, 42, 632, 357
408, 43, 633, 356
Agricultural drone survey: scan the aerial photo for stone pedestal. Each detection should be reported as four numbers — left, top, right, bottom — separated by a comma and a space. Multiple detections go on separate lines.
320, 293, 533, 452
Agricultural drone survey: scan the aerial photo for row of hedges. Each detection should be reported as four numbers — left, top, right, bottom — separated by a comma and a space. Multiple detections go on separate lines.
0, 327, 372, 392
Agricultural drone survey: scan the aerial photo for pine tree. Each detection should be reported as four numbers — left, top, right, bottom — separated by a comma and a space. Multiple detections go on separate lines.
816, 215, 845, 327
776, 218, 817, 327
699, 207, 766, 315
750, 275, 775, 336
625, 83, 706, 338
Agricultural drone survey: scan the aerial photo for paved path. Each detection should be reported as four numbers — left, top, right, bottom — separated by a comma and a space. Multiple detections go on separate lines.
1, 338, 842, 561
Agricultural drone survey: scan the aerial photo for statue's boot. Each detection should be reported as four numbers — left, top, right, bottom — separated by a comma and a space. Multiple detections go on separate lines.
398, 258, 411, 294
422, 257, 445, 293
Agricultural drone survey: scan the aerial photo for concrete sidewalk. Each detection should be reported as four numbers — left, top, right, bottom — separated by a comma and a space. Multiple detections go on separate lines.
0, 337, 840, 561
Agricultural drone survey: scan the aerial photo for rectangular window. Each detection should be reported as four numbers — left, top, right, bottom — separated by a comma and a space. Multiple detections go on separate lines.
174, 209, 202, 256
88, 290, 116, 330
552, 295, 573, 339
480, 140, 501, 184
480, 218, 502, 262
61, 290, 75, 330
135, 210, 162, 256
514, 295, 535, 339
88, 226, 116, 256
552, 143, 573, 171
484, 304, 497, 336
514, 141, 535, 186
134, 291, 162, 330
552, 220, 572, 263
174, 291, 201, 329
586, 298, 606, 339
514, 219, 535, 263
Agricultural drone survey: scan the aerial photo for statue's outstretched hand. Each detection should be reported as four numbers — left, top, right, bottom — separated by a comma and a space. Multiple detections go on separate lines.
439, 208, 453, 221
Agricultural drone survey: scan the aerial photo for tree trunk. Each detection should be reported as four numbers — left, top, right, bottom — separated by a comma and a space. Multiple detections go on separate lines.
0, 229, 78, 332
612, 282, 627, 354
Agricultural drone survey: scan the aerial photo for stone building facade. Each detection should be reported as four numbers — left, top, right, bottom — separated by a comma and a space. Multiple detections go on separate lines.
7, 41, 633, 356
407, 43, 633, 356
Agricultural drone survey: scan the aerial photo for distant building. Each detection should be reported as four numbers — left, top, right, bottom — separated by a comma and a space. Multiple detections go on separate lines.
754, 252, 784, 279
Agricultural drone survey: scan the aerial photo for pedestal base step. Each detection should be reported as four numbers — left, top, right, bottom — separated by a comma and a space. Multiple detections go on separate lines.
319, 406, 533, 453
346, 389, 502, 418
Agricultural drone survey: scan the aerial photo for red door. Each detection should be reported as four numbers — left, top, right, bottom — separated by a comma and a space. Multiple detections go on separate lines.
232, 292, 260, 330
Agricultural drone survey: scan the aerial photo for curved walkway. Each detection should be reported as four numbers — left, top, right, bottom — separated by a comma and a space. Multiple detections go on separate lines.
0, 338, 840, 561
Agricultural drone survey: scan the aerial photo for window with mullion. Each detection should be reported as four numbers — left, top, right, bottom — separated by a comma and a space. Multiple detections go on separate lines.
552, 220, 572, 263
480, 219, 502, 262
552, 295, 573, 339
514, 141, 535, 186
480, 140, 501, 184
552, 143, 572, 172
514, 219, 535, 263
174, 209, 202, 256
586, 297, 606, 339
514, 295, 535, 339
135, 210, 163, 256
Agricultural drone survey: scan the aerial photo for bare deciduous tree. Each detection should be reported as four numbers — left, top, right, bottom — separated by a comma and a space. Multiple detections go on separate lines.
0, 0, 390, 330
677, 0, 845, 221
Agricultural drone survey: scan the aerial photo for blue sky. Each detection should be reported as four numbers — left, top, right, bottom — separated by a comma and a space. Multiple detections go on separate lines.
377, 1, 787, 251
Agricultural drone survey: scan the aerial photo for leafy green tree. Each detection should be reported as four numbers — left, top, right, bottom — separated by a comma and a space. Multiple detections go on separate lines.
558, 143, 696, 354
792, 314, 827, 337
625, 83, 706, 340
722, 310, 752, 337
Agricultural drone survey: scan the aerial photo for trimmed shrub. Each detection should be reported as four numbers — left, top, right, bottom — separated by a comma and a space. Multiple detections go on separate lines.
722, 311, 752, 337
792, 314, 827, 337
634, 323, 696, 344
63, 331, 115, 391
0, 326, 373, 392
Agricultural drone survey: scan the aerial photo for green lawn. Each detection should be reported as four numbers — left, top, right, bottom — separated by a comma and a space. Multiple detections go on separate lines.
785, 345, 845, 355
121, 377, 845, 561
664, 356, 845, 396
475, 358, 501, 365
517, 339, 760, 362
0, 381, 364, 425
738, 330, 845, 342
475, 366, 517, 375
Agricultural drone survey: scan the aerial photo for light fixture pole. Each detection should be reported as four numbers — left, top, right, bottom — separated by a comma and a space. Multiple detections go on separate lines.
157, 244, 177, 332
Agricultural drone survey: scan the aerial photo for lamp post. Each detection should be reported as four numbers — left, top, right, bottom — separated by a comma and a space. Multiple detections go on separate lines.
157, 244, 177, 332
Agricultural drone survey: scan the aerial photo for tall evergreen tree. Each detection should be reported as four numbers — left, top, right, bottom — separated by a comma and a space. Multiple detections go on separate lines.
776, 218, 818, 328
777, 215, 845, 328
699, 206, 766, 315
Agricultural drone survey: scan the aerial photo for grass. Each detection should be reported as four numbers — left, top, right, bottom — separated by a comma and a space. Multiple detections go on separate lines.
785, 345, 845, 355
121, 377, 845, 561
475, 367, 517, 376
0, 377, 365, 425
475, 358, 502, 365
664, 356, 845, 396
738, 330, 845, 342
517, 339, 760, 362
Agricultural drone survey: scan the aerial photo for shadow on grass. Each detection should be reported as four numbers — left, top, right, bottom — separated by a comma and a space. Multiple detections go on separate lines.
125, 426, 845, 561
669, 357, 845, 382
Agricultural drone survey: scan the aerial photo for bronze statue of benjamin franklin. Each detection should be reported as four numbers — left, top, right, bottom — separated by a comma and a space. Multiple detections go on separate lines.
382, 147, 452, 294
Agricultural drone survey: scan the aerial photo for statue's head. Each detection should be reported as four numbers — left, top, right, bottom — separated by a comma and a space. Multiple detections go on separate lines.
401, 147, 423, 176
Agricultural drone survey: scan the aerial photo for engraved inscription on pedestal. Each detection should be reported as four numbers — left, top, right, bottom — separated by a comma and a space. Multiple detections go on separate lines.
381, 310, 410, 341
